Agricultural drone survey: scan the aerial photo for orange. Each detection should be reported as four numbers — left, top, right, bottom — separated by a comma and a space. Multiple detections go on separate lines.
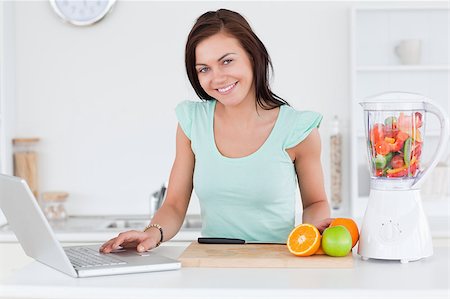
287, 224, 321, 257
330, 218, 359, 248
314, 245, 326, 255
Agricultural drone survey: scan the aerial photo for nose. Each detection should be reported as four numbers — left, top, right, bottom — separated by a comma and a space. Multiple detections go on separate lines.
211, 68, 227, 85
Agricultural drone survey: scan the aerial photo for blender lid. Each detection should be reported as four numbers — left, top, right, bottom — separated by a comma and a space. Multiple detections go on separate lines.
359, 91, 430, 111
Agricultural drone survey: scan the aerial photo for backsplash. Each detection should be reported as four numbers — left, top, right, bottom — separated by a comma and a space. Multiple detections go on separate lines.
10, 1, 414, 217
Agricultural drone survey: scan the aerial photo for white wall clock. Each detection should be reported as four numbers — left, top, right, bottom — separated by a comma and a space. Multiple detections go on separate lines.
49, 0, 116, 26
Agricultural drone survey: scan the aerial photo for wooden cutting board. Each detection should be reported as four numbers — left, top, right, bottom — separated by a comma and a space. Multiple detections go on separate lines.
179, 241, 353, 268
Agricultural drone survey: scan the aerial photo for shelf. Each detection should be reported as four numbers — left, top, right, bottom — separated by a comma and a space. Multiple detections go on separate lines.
356, 65, 450, 72
355, 6, 450, 12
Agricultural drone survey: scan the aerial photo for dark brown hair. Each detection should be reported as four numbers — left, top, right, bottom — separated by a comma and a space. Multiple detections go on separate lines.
185, 9, 288, 109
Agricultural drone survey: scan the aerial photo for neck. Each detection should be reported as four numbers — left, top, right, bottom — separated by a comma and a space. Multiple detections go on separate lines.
219, 85, 259, 116
220, 99, 256, 116
215, 99, 278, 132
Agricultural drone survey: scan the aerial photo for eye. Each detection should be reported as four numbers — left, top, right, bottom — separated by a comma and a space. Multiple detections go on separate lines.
197, 67, 209, 73
223, 59, 233, 65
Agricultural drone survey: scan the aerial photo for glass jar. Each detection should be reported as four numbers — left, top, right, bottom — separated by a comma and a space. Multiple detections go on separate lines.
13, 138, 40, 199
42, 191, 69, 221
330, 115, 342, 210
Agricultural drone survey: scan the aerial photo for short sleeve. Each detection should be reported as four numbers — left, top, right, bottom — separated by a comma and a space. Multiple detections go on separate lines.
175, 101, 196, 140
284, 111, 323, 149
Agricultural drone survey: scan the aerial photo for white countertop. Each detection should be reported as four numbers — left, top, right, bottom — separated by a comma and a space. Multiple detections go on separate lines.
0, 240, 449, 299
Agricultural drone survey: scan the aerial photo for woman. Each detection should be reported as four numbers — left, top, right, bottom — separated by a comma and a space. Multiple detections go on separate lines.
100, 9, 331, 254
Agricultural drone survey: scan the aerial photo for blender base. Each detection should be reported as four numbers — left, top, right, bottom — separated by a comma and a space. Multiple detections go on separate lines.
360, 255, 420, 264
357, 188, 433, 263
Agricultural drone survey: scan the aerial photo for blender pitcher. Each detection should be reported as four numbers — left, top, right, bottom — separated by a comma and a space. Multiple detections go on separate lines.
358, 92, 449, 263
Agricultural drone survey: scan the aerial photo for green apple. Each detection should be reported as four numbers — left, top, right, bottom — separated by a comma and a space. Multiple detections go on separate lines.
322, 225, 352, 257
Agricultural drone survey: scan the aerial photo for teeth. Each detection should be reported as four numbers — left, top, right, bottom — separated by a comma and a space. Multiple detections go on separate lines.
218, 83, 236, 93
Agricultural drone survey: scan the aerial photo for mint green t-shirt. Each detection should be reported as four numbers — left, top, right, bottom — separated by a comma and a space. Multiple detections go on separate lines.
175, 100, 322, 243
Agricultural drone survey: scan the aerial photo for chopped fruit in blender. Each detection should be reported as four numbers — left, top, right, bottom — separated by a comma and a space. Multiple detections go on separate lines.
384, 127, 399, 138
396, 131, 410, 141
374, 154, 387, 169
370, 123, 385, 144
369, 113, 422, 178
409, 157, 418, 176
403, 138, 412, 166
386, 167, 409, 177
375, 141, 390, 155
390, 155, 405, 169
384, 116, 398, 129
384, 137, 396, 144
385, 152, 394, 164
373, 152, 393, 176
412, 126, 422, 142
385, 131, 398, 139
414, 112, 423, 128
389, 140, 403, 152
388, 130, 409, 152
413, 142, 422, 157
398, 112, 413, 132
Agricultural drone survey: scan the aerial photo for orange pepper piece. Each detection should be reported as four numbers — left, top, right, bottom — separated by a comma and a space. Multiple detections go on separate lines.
384, 137, 396, 144
375, 141, 390, 155
386, 166, 408, 174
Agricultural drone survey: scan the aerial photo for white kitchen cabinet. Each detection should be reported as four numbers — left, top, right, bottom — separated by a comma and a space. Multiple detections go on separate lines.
0, 1, 15, 225
0, 1, 14, 177
0, 3, 6, 175
350, 6, 450, 218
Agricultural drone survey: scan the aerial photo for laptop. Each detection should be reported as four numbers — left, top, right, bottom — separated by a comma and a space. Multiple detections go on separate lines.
0, 174, 181, 278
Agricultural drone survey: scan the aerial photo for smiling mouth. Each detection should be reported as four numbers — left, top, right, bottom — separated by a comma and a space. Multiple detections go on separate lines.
217, 82, 238, 94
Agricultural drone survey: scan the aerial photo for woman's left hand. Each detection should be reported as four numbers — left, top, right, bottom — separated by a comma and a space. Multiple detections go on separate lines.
311, 218, 334, 233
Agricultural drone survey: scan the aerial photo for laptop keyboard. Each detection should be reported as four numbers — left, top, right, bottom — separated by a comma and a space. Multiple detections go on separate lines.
65, 247, 127, 268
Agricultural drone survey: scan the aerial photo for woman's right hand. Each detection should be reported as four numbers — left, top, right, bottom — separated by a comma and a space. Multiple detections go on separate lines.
99, 229, 160, 254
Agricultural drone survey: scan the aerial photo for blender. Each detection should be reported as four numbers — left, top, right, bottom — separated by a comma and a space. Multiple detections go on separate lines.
358, 92, 449, 263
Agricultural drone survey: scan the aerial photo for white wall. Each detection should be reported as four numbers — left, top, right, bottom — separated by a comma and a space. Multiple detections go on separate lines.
11, 1, 442, 216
